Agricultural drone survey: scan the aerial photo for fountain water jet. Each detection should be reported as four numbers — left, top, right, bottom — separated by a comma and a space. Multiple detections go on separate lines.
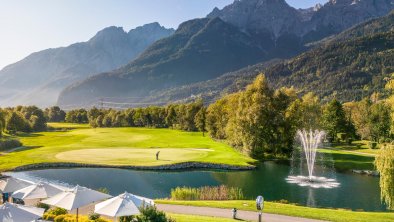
298, 129, 325, 180
286, 129, 340, 189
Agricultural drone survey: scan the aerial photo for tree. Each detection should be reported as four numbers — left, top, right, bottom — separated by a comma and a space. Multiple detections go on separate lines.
6, 112, 30, 133
165, 105, 177, 128
46, 106, 66, 122
369, 102, 391, 142
206, 96, 232, 140
344, 99, 371, 140
30, 114, 47, 131
0, 110, 5, 137
321, 99, 353, 142
65, 109, 88, 123
231, 74, 287, 158
194, 107, 206, 136
375, 145, 394, 210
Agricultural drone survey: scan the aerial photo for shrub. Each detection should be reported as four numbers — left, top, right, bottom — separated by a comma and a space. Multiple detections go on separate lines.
89, 213, 101, 220
0, 139, 22, 151
368, 141, 378, 149
170, 185, 244, 200
44, 213, 111, 222
36, 202, 50, 212
119, 206, 174, 222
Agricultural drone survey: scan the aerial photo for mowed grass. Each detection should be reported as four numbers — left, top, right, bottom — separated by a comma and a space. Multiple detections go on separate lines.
0, 123, 254, 171
319, 149, 376, 171
331, 140, 380, 155
158, 200, 394, 222
168, 214, 239, 222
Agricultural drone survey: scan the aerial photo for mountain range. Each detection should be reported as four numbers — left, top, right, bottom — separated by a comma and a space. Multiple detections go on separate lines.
57, 0, 394, 108
0, 23, 174, 107
145, 10, 394, 105
0, 0, 393, 108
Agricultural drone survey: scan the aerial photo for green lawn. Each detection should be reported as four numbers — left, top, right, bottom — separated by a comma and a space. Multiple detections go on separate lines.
319, 149, 376, 171
158, 200, 394, 222
168, 213, 239, 222
331, 140, 380, 155
0, 123, 254, 171
317, 140, 381, 171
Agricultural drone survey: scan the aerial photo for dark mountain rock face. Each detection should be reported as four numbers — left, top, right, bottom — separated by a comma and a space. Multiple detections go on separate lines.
209, 0, 394, 41
302, 0, 394, 41
0, 23, 174, 107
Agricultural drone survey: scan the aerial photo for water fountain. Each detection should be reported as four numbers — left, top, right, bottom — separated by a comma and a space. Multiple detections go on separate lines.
286, 129, 340, 189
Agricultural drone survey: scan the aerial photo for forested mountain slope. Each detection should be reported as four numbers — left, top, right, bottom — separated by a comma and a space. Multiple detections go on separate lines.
148, 13, 394, 104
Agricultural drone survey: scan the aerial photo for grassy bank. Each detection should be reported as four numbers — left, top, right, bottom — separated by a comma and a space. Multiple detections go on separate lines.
157, 200, 394, 222
319, 149, 375, 171
169, 214, 238, 222
0, 123, 254, 171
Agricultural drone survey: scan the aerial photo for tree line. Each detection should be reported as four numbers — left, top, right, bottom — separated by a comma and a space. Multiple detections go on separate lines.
1, 73, 393, 159
0, 106, 66, 136
60, 74, 392, 159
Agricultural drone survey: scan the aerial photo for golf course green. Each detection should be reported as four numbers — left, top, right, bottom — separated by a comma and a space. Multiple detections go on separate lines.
0, 123, 254, 171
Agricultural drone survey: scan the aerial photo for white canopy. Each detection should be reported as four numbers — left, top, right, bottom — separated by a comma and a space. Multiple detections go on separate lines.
41, 185, 111, 210
12, 182, 66, 200
0, 177, 33, 193
0, 202, 45, 222
95, 192, 154, 217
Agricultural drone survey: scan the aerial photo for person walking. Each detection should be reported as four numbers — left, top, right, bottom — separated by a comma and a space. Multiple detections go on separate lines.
156, 151, 160, 160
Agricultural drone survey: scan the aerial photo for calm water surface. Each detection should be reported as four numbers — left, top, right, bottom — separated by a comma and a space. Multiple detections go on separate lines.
8, 162, 386, 211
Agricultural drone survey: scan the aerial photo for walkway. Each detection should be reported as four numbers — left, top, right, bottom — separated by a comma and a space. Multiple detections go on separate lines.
157, 204, 327, 222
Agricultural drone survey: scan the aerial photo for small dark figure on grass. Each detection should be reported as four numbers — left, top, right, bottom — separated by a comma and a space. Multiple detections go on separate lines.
156, 151, 160, 160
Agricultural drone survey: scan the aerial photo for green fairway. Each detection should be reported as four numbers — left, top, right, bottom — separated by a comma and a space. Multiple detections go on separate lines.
158, 200, 394, 222
0, 123, 254, 171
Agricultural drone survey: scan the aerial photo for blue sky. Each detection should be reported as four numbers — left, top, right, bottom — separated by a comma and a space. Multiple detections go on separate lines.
0, 0, 327, 69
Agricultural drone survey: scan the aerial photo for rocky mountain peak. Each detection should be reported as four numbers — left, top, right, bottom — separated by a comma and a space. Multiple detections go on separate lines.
314, 3, 323, 11
129, 22, 174, 35
207, 0, 302, 37
88, 26, 128, 46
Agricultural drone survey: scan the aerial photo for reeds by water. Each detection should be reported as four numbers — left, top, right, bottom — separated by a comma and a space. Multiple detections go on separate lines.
170, 185, 244, 200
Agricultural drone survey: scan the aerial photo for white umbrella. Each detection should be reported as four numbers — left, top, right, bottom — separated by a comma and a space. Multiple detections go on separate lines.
0, 177, 33, 193
0, 202, 45, 222
95, 192, 154, 218
12, 182, 66, 200
41, 185, 111, 221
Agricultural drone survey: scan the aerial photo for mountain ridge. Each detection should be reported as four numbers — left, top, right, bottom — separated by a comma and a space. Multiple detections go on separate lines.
134, 11, 394, 106
0, 23, 174, 107
57, 17, 268, 107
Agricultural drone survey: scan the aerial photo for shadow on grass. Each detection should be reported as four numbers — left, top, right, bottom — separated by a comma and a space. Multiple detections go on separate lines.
15, 132, 43, 138
8, 146, 42, 153
328, 152, 375, 171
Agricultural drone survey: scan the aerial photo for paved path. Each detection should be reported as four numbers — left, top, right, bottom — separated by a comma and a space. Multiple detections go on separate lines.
157, 204, 327, 222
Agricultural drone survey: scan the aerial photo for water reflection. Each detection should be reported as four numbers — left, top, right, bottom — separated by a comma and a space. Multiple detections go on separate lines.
7, 161, 386, 211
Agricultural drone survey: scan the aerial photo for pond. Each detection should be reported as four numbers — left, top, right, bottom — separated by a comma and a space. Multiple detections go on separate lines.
6, 161, 386, 212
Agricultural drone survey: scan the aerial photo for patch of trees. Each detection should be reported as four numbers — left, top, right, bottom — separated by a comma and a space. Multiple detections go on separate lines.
69, 100, 205, 131
65, 109, 88, 123
205, 75, 357, 158
44, 106, 66, 122
0, 106, 47, 134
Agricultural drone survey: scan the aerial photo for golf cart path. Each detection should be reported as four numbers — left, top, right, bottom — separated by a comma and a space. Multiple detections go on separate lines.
157, 204, 327, 222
